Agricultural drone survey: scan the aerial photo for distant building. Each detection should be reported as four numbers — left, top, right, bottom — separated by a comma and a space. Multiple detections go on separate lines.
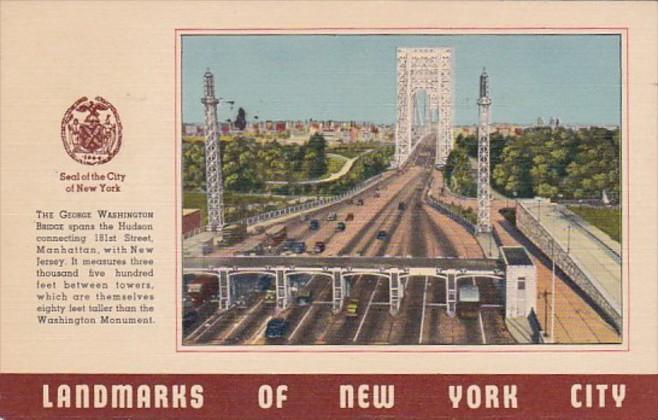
182, 208, 202, 237
182, 123, 204, 136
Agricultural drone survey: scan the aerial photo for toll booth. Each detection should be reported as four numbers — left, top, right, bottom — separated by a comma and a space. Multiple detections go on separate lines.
500, 246, 536, 318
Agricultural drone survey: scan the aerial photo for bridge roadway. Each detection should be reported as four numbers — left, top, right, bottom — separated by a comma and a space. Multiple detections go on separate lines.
183, 139, 515, 345
429, 170, 621, 344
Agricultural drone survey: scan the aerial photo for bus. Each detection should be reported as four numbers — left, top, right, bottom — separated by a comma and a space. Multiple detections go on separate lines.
456, 284, 480, 319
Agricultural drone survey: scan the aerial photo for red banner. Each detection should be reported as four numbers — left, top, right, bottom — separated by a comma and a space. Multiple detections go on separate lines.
1, 374, 656, 419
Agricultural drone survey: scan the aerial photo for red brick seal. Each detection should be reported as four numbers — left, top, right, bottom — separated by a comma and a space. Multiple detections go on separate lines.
61, 96, 122, 165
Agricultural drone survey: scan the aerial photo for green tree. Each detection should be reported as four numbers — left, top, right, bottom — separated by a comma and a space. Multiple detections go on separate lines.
444, 145, 476, 197
234, 107, 247, 131
305, 133, 328, 178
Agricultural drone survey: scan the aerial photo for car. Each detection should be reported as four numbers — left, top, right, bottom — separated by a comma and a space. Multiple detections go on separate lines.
235, 296, 248, 309
265, 318, 288, 338
291, 241, 306, 254
182, 310, 199, 329
258, 275, 273, 292
314, 241, 325, 254
309, 219, 320, 230
325, 212, 337, 221
398, 202, 406, 211
245, 244, 265, 256
346, 198, 354, 205
281, 238, 296, 252
264, 290, 276, 303
201, 243, 213, 255
356, 198, 364, 206
345, 213, 354, 221
301, 214, 311, 222
345, 299, 359, 317
376, 230, 387, 240
335, 222, 346, 232
374, 192, 381, 198
296, 290, 313, 306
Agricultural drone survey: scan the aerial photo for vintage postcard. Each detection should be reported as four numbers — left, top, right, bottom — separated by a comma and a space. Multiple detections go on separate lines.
0, 1, 656, 418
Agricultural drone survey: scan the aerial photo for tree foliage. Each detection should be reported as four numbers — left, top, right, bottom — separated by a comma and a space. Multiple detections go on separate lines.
491, 127, 619, 199
234, 107, 247, 131
444, 143, 476, 197
454, 126, 619, 200
182, 134, 391, 196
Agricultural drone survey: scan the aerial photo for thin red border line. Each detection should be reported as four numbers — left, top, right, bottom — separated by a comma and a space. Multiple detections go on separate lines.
175, 27, 630, 354
175, 31, 180, 352
176, 27, 629, 31
624, 27, 630, 350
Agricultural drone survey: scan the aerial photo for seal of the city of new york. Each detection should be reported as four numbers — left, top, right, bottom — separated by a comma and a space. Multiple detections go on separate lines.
61, 96, 122, 165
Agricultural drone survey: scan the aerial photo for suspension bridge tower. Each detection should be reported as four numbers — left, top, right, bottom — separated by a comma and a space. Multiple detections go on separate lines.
477, 68, 492, 234
201, 69, 225, 232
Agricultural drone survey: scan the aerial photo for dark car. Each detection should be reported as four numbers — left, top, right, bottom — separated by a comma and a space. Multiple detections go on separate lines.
309, 219, 320, 230
356, 198, 364, 206
314, 241, 326, 254
281, 238, 296, 252
291, 241, 306, 254
345, 213, 354, 221
265, 318, 288, 339
258, 275, 273, 292
335, 222, 346, 232
376, 230, 387, 240
398, 202, 406, 211
182, 310, 199, 329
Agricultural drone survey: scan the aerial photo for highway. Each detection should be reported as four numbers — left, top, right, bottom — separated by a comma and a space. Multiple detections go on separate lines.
183, 136, 515, 346
429, 170, 621, 344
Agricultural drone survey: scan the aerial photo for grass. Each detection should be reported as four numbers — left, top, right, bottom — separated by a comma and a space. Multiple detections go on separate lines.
183, 191, 294, 224
568, 206, 621, 243
318, 155, 348, 180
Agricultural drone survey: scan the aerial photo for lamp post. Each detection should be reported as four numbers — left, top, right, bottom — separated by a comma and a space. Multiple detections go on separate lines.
536, 197, 542, 223
540, 289, 551, 338
550, 239, 556, 342
566, 224, 572, 255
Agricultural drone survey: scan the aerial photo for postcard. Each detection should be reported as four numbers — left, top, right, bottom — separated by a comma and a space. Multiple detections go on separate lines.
1, 1, 656, 418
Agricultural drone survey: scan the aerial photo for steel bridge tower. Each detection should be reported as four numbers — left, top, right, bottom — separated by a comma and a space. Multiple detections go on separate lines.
477, 68, 492, 233
202, 69, 225, 232
394, 48, 453, 168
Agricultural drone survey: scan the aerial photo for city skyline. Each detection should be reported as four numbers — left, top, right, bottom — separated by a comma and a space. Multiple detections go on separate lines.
182, 34, 621, 126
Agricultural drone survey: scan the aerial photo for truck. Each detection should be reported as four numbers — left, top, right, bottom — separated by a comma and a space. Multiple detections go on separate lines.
457, 284, 481, 319
264, 224, 287, 248
186, 274, 218, 305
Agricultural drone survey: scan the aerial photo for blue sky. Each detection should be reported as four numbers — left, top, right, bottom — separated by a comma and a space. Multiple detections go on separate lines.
182, 35, 620, 126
